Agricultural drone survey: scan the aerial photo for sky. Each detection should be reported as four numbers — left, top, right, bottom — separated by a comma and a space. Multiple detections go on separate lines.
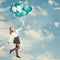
0, 0, 60, 60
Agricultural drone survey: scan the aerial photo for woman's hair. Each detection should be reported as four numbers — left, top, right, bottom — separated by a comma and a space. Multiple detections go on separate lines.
9, 27, 14, 34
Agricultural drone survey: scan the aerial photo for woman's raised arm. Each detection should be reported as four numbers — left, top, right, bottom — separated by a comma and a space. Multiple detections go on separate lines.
16, 21, 25, 32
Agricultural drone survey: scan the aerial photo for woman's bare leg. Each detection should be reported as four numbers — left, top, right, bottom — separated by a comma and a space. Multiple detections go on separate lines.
9, 44, 21, 58
16, 44, 21, 58
9, 45, 18, 54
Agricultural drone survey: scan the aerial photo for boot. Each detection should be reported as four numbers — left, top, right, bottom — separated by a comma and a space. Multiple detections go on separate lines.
9, 50, 13, 54
16, 49, 21, 58
16, 55, 21, 58
9, 48, 16, 54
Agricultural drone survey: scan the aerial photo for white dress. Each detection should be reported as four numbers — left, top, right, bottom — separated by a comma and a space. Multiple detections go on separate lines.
8, 27, 22, 49
9, 27, 22, 43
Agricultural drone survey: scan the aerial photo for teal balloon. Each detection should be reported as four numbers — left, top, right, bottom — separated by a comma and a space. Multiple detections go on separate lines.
27, 6, 32, 12
23, 5, 32, 13
10, 6, 14, 12
20, 4, 24, 8
15, 3, 20, 7
22, 10, 27, 16
10, 1, 32, 17
15, 11, 22, 17
10, 6, 12, 12
24, 5, 29, 10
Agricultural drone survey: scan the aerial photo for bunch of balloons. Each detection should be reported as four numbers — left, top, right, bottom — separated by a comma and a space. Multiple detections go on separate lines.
10, 1, 32, 17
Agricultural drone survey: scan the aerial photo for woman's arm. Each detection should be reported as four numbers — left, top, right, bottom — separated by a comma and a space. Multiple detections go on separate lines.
16, 27, 22, 32
8, 35, 14, 43
16, 21, 25, 32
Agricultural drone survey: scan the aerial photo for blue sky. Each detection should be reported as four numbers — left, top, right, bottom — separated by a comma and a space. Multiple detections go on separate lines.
0, 0, 60, 60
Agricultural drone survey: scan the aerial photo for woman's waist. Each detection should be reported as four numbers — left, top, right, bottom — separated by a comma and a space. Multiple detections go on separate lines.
14, 36, 19, 38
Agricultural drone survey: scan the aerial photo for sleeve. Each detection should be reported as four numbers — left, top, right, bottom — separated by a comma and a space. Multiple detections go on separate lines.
16, 27, 22, 33
8, 34, 14, 43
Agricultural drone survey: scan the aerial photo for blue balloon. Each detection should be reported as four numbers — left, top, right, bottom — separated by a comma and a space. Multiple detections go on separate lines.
22, 10, 27, 16
23, 5, 29, 10
15, 3, 20, 7
15, 11, 22, 17
20, 4, 24, 9
10, 1, 32, 17
23, 4, 32, 12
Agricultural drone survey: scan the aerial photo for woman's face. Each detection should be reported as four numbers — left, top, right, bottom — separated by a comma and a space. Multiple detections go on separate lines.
11, 27, 15, 32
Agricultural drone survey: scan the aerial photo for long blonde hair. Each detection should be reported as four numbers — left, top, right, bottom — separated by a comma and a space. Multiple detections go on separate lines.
9, 27, 14, 34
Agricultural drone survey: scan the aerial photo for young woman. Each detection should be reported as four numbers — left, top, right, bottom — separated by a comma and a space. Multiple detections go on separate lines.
8, 26, 23, 58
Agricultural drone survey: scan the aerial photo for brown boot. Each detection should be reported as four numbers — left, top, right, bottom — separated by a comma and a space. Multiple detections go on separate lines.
16, 55, 21, 58
9, 50, 13, 54
9, 48, 16, 54
16, 48, 21, 58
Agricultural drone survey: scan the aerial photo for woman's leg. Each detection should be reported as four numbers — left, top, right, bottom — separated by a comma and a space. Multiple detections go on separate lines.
9, 44, 21, 58
9, 45, 18, 54
15, 44, 21, 58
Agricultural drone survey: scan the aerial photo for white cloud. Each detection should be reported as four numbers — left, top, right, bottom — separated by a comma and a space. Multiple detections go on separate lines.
38, 6, 48, 16
36, 51, 55, 60
24, 29, 54, 41
0, 21, 9, 28
0, 7, 10, 12
53, 7, 60, 10
0, 49, 8, 57
29, 6, 37, 16
12, 57, 22, 60
41, 44, 46, 48
48, 0, 59, 6
45, 33, 54, 40
29, 6, 48, 16
33, 20, 38, 24
25, 25, 31, 30
38, 6, 43, 11
48, 0, 54, 5
41, 10, 48, 16
24, 30, 43, 40
20, 39, 32, 51
54, 2, 59, 6
24, 0, 28, 4
43, 29, 55, 40
0, 15, 5, 20
0, 29, 9, 40
0, 21, 11, 40
12, 54, 33, 60
54, 22, 60, 27
0, 0, 6, 4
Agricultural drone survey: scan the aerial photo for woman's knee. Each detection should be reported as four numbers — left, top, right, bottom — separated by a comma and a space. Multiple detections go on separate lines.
18, 46, 20, 49
16, 44, 20, 49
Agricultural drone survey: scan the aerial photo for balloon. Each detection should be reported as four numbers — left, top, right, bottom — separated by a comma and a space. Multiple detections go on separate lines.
15, 3, 20, 7
10, 1, 32, 17
20, 4, 24, 8
12, 6, 17, 12
22, 10, 27, 16
24, 5, 29, 10
16, 11, 22, 17
17, 6, 22, 13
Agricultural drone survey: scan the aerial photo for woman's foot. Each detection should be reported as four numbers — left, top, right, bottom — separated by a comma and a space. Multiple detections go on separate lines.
16, 55, 21, 58
9, 50, 13, 54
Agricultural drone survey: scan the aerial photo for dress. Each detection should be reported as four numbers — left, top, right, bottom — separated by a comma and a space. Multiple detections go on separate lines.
9, 27, 22, 44
13, 36, 20, 44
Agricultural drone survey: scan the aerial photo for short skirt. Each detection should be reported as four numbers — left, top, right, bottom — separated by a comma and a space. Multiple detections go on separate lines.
13, 36, 20, 44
